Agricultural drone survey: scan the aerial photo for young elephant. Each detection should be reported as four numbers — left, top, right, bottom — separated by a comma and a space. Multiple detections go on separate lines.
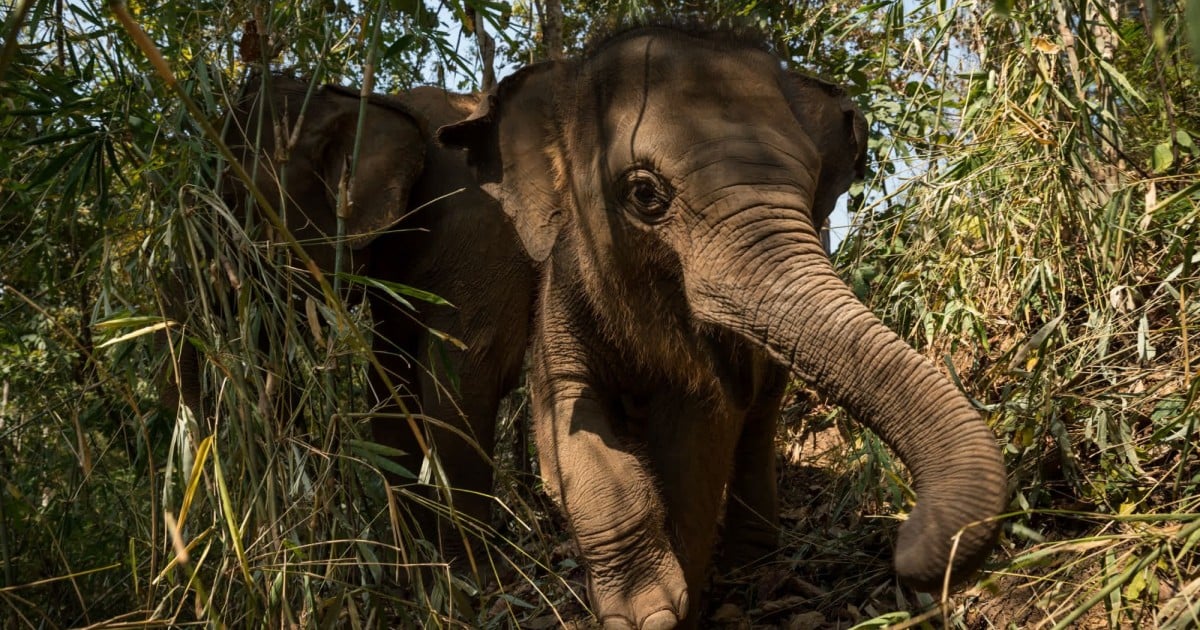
176, 76, 535, 550
439, 26, 1007, 629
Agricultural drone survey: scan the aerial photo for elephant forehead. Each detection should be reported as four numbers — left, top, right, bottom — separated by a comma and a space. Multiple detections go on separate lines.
587, 31, 782, 98
585, 38, 817, 170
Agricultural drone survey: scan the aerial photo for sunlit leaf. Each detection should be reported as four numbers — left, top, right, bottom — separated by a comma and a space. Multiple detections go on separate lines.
1031, 34, 1060, 54
1153, 141, 1175, 172
1176, 129, 1194, 148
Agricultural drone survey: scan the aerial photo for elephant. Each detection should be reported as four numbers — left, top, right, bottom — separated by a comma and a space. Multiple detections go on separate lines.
168, 74, 535, 556
437, 24, 1008, 629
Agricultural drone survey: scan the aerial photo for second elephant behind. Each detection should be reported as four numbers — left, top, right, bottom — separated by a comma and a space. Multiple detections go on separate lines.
211, 75, 535, 549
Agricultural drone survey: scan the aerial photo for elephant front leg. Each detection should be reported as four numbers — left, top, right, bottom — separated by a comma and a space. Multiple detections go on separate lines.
532, 380, 688, 629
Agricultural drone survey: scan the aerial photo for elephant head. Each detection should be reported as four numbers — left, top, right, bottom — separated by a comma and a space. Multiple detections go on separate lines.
441, 26, 1005, 628
164, 76, 427, 424
225, 75, 425, 274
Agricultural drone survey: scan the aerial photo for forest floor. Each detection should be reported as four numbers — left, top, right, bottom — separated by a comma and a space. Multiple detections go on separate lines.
469, 398, 1124, 630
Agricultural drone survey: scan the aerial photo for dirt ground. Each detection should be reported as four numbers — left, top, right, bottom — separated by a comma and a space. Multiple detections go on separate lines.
482, 398, 1172, 629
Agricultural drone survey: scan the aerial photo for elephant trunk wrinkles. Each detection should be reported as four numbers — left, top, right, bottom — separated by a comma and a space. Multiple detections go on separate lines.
700, 227, 1005, 590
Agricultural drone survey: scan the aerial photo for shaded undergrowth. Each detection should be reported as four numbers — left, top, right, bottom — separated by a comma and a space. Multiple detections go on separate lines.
2, 0, 1198, 628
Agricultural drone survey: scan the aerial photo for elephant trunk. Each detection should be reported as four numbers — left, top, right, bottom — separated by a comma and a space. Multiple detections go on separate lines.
695, 226, 1006, 589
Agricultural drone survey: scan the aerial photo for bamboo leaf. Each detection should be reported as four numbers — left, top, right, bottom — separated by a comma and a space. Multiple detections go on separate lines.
96, 321, 172, 348
338, 272, 453, 308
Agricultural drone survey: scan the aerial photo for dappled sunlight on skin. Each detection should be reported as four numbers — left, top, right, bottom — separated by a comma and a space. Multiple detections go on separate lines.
9, 0, 1187, 626
535, 385, 688, 628
439, 23, 1004, 629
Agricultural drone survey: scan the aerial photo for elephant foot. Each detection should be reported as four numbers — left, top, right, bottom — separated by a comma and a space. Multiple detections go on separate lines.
602, 607, 683, 630
592, 559, 689, 630
599, 590, 689, 630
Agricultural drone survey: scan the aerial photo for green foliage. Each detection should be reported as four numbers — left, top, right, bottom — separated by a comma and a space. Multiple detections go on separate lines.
836, 0, 1200, 625
1, 1, 550, 626
2, 0, 1198, 627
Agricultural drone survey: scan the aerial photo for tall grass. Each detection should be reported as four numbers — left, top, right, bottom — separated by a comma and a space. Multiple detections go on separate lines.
832, 0, 1200, 626
0, 1, 573, 627
2, 0, 1198, 627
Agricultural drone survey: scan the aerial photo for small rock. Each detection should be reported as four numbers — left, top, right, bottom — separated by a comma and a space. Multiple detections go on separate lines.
787, 611, 826, 630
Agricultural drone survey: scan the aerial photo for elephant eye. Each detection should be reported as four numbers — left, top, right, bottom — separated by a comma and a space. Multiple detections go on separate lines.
622, 169, 673, 221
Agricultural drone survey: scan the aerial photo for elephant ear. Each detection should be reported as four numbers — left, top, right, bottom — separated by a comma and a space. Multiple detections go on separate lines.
437, 63, 563, 263
228, 76, 425, 270
783, 71, 869, 230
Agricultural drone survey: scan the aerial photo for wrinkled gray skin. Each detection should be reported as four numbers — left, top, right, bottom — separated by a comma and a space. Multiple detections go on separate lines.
170, 75, 534, 546
440, 26, 1007, 629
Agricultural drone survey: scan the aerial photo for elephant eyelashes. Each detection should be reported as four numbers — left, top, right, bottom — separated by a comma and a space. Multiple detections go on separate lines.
621, 168, 674, 221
